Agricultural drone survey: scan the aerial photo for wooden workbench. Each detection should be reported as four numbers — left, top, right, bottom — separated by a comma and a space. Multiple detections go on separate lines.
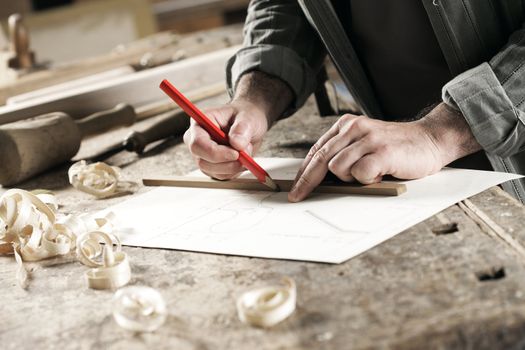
2, 41, 525, 350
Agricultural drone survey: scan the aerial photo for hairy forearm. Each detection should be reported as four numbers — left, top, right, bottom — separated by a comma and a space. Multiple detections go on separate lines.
232, 71, 294, 125
418, 102, 482, 166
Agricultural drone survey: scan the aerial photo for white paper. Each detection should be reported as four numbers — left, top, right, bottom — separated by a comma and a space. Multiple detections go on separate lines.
103, 158, 522, 264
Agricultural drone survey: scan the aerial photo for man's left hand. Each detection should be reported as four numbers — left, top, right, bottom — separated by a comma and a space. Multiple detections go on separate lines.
288, 103, 481, 202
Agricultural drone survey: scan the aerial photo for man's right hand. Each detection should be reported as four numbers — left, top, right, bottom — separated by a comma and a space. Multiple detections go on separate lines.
183, 71, 294, 180
183, 100, 269, 180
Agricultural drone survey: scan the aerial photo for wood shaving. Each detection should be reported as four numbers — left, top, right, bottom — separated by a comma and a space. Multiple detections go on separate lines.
0, 189, 62, 261
76, 231, 131, 290
112, 286, 167, 332
0, 189, 122, 289
68, 160, 135, 198
236, 277, 296, 328
0, 189, 62, 287
13, 244, 29, 289
31, 190, 59, 212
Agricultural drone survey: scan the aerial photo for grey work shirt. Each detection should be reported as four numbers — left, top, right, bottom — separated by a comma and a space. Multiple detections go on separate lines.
339, 0, 492, 169
226, 1, 525, 201
339, 0, 451, 119
228, 0, 492, 170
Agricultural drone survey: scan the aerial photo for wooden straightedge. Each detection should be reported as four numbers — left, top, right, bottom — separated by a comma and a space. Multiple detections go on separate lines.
142, 176, 407, 196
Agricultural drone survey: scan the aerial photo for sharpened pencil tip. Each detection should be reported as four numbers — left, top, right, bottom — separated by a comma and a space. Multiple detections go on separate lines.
264, 176, 280, 192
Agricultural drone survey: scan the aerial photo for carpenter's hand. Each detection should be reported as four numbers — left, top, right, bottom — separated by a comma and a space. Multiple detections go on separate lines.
183, 100, 269, 180
288, 114, 446, 202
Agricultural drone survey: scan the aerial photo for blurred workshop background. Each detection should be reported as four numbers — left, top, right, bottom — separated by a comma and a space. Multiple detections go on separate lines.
0, 0, 249, 64
0, 0, 352, 116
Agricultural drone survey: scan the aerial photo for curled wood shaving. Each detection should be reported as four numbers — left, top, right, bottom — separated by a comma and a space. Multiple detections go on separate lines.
76, 231, 131, 290
69, 161, 134, 198
0, 188, 120, 288
60, 212, 115, 239
0, 189, 64, 287
0, 190, 57, 238
13, 244, 29, 289
236, 277, 296, 328
112, 286, 167, 332
31, 190, 59, 212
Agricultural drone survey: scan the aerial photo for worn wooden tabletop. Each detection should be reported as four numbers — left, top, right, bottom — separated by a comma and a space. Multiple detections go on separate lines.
2, 94, 525, 350
3, 42, 525, 350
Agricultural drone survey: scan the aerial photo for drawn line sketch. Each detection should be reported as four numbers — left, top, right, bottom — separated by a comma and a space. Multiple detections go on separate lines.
194, 191, 369, 235
304, 210, 368, 234
103, 158, 521, 264
204, 192, 275, 233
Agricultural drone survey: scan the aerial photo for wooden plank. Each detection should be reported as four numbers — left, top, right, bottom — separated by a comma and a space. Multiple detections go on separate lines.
6, 66, 136, 105
135, 81, 225, 120
0, 46, 239, 125
152, 0, 249, 17
459, 198, 525, 259
0, 24, 243, 104
142, 176, 407, 196
153, 0, 249, 33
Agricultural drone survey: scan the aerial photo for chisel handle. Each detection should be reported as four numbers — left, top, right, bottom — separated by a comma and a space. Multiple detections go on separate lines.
124, 109, 190, 154
76, 103, 136, 137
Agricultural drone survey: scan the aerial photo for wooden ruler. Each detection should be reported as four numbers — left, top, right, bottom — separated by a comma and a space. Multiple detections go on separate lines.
143, 176, 407, 196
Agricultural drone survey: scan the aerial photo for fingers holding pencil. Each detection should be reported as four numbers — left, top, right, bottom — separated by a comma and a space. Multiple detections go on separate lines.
160, 79, 277, 189
183, 103, 267, 180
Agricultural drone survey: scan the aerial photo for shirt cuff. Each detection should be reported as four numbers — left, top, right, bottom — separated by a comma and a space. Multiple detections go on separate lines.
442, 62, 525, 158
226, 44, 319, 113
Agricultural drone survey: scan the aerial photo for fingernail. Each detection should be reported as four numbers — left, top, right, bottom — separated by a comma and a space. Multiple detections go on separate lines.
289, 187, 298, 201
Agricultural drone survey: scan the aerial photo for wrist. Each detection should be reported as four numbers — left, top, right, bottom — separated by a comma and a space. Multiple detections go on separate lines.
232, 71, 294, 125
228, 98, 271, 133
417, 103, 482, 166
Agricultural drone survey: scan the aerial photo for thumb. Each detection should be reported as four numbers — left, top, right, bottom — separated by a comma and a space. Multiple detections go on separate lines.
228, 113, 254, 151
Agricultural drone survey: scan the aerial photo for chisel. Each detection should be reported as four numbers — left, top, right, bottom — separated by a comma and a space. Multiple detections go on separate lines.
86, 108, 190, 162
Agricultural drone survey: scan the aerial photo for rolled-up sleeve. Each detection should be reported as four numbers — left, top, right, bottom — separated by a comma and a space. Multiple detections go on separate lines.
442, 23, 525, 158
226, 0, 326, 110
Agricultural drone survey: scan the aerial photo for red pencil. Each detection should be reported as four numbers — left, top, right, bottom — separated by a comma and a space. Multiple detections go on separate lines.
159, 79, 279, 191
